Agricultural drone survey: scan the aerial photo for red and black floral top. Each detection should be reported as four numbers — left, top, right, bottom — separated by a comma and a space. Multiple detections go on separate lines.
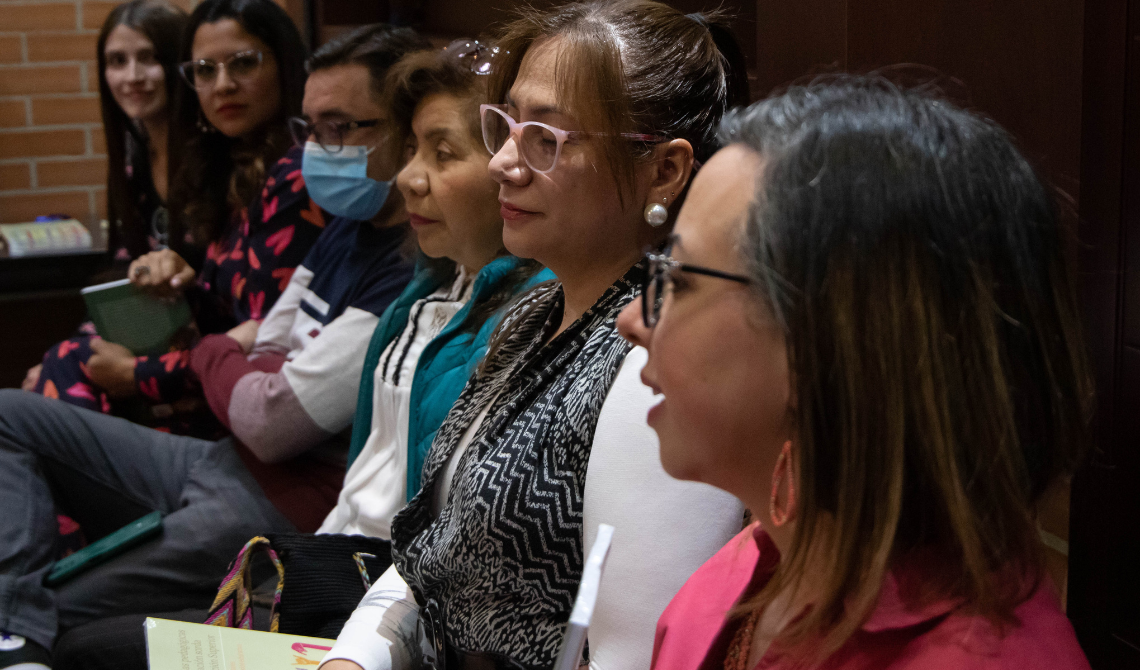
36, 146, 326, 437
133, 146, 327, 406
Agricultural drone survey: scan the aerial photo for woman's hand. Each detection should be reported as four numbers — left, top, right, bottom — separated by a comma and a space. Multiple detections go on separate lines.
22, 363, 42, 391
226, 320, 260, 354
87, 339, 138, 397
318, 661, 364, 670
129, 249, 195, 298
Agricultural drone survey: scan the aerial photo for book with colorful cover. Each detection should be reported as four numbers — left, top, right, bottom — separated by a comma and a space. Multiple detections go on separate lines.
81, 278, 194, 355
147, 525, 616, 670
0, 219, 93, 257
144, 618, 334, 670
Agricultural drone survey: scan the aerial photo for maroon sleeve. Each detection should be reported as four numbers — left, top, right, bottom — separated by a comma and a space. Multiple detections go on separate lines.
189, 333, 256, 430
249, 352, 287, 374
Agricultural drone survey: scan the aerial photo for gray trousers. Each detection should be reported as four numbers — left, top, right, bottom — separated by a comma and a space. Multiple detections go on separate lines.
0, 389, 294, 650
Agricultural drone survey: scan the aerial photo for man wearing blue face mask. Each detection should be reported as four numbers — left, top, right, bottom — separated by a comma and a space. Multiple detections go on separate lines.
0, 26, 430, 668
187, 24, 432, 529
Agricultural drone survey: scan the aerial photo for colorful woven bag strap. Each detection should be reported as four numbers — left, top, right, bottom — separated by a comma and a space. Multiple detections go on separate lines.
203, 536, 286, 632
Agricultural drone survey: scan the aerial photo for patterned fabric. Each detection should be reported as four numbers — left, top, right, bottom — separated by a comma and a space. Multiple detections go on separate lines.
204, 536, 285, 632
391, 263, 645, 668
136, 145, 327, 408
33, 145, 326, 438
196, 147, 328, 329
33, 335, 111, 413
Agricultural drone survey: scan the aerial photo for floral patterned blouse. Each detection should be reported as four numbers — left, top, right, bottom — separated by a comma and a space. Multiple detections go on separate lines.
37, 145, 327, 435
135, 145, 326, 405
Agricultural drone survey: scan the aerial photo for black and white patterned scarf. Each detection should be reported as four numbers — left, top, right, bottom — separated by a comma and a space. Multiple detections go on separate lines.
390, 263, 645, 668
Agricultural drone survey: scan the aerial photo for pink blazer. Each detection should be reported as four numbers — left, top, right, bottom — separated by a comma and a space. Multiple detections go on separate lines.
652, 523, 1091, 670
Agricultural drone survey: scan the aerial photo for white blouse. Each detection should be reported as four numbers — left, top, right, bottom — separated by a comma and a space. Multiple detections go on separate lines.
319, 346, 743, 670
317, 269, 472, 539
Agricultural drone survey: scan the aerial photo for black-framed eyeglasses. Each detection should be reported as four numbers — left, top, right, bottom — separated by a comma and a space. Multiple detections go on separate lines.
442, 38, 500, 75
642, 236, 752, 328
288, 117, 382, 153
178, 49, 263, 89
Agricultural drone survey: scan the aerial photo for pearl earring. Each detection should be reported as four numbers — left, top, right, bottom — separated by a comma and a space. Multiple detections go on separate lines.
644, 198, 668, 227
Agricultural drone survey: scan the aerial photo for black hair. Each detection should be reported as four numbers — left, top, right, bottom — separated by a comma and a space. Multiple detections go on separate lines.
97, 0, 187, 259
168, 0, 307, 251
719, 75, 1093, 657
307, 23, 432, 100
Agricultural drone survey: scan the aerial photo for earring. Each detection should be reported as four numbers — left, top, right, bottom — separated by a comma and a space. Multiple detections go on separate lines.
769, 440, 795, 527
196, 108, 216, 134
644, 197, 668, 227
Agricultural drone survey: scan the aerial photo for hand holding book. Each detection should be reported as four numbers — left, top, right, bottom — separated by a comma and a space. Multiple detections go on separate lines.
81, 279, 194, 357
129, 248, 196, 299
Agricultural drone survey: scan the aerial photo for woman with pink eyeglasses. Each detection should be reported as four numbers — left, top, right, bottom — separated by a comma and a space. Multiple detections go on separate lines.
319, 2, 750, 669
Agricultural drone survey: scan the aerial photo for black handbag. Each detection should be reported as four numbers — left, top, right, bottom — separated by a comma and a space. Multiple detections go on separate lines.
268, 532, 391, 638
203, 532, 391, 639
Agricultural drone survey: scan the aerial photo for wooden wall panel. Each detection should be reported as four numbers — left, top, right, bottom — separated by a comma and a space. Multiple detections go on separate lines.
1080, 345, 1140, 666
1068, 0, 1140, 663
313, 0, 757, 86
753, 0, 846, 96
846, 0, 1083, 196
755, 0, 1083, 195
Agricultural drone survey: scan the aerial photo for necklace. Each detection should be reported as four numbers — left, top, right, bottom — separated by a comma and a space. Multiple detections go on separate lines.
724, 608, 765, 670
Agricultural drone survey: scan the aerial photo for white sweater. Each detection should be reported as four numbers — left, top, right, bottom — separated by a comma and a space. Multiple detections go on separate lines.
318, 272, 471, 539
319, 347, 743, 670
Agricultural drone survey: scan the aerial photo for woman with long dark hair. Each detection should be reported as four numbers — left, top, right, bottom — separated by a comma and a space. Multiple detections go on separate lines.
622, 77, 1094, 669
100, 0, 185, 258
165, 0, 308, 255
30, 0, 325, 438
22, 0, 186, 403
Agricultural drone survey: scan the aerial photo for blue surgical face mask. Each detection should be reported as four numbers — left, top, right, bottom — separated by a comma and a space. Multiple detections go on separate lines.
301, 141, 393, 221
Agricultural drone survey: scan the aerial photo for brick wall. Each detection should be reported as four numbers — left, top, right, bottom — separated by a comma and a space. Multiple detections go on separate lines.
0, 0, 306, 226
2, 1, 111, 223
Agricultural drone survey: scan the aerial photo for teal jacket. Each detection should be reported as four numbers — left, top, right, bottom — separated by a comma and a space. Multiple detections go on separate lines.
347, 255, 554, 501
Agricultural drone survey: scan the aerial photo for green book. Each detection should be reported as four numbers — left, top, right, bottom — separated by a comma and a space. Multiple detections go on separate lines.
81, 278, 193, 356
144, 618, 334, 670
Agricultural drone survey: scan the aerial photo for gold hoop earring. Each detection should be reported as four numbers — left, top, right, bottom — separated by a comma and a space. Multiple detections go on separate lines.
769, 440, 795, 527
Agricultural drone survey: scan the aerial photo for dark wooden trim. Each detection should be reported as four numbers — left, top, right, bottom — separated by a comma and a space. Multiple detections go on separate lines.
1069, 0, 1136, 666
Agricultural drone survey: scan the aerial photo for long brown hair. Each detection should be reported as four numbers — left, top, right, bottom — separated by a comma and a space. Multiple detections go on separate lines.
721, 76, 1094, 659
97, 0, 186, 259
167, 0, 307, 254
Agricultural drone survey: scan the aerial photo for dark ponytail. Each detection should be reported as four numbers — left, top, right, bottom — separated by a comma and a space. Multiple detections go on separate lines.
690, 13, 751, 110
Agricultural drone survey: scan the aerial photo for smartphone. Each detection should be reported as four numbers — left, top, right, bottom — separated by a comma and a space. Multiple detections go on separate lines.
45, 511, 164, 586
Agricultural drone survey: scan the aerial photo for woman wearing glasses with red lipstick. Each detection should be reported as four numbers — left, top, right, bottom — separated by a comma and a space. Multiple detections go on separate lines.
619, 79, 1093, 670
69, 0, 327, 436
318, 2, 750, 669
